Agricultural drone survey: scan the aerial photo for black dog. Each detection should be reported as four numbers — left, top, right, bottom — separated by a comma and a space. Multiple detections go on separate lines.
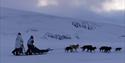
89, 47, 97, 52
100, 46, 112, 53
69, 44, 79, 52
81, 45, 97, 52
65, 46, 73, 52
81, 45, 93, 52
115, 48, 122, 51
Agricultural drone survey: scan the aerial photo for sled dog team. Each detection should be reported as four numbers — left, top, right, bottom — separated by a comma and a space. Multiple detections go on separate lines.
12, 33, 122, 56
65, 44, 122, 53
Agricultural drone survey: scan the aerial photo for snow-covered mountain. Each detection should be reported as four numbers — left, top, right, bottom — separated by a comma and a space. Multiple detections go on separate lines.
0, 7, 125, 63
1, 7, 125, 42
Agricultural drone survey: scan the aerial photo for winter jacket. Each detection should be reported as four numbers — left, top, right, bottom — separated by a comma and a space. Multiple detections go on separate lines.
15, 35, 24, 48
27, 38, 34, 45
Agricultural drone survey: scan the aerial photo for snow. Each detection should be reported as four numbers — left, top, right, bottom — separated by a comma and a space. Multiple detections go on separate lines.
0, 7, 125, 63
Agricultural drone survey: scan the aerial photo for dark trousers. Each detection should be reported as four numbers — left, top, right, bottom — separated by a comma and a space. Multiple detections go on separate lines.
26, 45, 34, 55
12, 48, 23, 55
25, 44, 40, 55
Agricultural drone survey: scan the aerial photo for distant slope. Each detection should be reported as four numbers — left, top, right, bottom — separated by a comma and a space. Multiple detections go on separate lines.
0, 7, 125, 43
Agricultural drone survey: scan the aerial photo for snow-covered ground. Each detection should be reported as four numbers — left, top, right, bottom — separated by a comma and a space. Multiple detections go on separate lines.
0, 7, 125, 63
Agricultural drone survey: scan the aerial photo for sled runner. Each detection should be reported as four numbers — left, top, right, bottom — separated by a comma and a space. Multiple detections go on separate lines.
12, 48, 53, 56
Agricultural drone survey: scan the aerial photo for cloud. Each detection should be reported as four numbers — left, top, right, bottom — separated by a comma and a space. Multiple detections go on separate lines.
71, 0, 125, 13
36, 0, 125, 25
95, 0, 125, 12
37, 0, 125, 13
37, 0, 58, 7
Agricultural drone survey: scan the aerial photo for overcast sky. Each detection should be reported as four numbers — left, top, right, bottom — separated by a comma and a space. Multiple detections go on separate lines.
1, 0, 125, 26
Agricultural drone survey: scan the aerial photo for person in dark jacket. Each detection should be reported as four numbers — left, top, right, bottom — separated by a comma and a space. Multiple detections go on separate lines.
25, 35, 40, 55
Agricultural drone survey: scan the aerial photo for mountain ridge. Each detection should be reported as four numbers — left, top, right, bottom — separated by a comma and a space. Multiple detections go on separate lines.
0, 7, 124, 27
